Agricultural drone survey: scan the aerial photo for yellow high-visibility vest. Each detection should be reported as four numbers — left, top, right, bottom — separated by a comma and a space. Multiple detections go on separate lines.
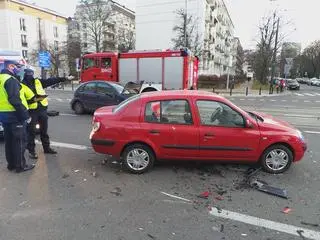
25, 79, 48, 110
0, 74, 28, 112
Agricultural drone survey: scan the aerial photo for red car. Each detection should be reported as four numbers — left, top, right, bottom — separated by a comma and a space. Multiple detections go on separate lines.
90, 90, 307, 174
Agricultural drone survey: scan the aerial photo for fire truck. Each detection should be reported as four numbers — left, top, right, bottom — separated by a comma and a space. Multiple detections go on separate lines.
80, 49, 199, 92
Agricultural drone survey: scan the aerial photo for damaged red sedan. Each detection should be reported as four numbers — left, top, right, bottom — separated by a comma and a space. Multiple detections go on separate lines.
90, 90, 307, 174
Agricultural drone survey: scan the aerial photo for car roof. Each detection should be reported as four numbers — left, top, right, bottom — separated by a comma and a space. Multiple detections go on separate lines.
139, 90, 226, 101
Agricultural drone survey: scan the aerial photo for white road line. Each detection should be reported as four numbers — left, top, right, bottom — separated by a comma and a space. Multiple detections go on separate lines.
284, 114, 318, 118
66, 98, 71, 101
160, 192, 192, 203
35, 140, 89, 150
56, 98, 63, 102
259, 99, 264, 101
316, 101, 320, 103
240, 99, 245, 101
294, 93, 304, 96
59, 113, 79, 117
305, 93, 315, 96
304, 100, 311, 103
209, 208, 320, 240
304, 131, 320, 135
270, 99, 276, 102
281, 100, 287, 102
315, 93, 320, 96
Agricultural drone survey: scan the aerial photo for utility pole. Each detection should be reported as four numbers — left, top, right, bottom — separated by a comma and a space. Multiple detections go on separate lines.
38, 18, 45, 79
184, 0, 187, 47
271, 15, 280, 87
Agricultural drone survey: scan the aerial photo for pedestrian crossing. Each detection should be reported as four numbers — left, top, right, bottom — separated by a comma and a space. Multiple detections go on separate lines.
47, 97, 72, 102
293, 92, 320, 97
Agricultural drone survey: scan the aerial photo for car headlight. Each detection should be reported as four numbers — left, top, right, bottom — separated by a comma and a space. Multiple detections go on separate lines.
297, 130, 305, 142
92, 122, 100, 132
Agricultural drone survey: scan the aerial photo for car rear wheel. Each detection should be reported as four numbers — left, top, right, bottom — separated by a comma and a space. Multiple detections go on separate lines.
260, 144, 293, 174
74, 101, 84, 115
122, 144, 155, 174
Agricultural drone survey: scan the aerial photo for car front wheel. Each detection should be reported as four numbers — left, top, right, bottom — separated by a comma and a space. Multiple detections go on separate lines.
122, 143, 155, 174
260, 144, 293, 174
74, 101, 84, 115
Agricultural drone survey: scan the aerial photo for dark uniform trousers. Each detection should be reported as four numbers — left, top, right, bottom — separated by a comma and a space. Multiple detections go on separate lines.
27, 110, 50, 153
3, 122, 27, 169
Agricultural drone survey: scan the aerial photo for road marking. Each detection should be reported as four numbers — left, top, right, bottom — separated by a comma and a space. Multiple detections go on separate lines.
240, 99, 245, 101
315, 93, 320, 96
281, 100, 287, 102
66, 98, 71, 101
56, 98, 63, 102
259, 99, 264, 101
59, 113, 79, 117
35, 140, 89, 150
305, 93, 315, 96
160, 192, 192, 203
304, 131, 320, 135
248, 99, 255, 101
304, 100, 310, 103
283, 114, 318, 118
209, 208, 320, 240
294, 93, 304, 96
316, 101, 320, 103
270, 99, 276, 102
292, 100, 298, 102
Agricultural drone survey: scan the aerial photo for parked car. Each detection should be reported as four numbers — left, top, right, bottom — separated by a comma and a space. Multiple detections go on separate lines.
70, 80, 137, 114
90, 90, 307, 174
287, 79, 300, 90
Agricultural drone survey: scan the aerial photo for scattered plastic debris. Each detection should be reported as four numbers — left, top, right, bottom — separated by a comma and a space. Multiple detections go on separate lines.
62, 173, 69, 179
300, 221, 319, 227
215, 195, 224, 201
198, 191, 211, 199
250, 179, 288, 199
110, 187, 122, 196
19, 201, 27, 207
74, 169, 80, 173
147, 233, 156, 239
241, 233, 247, 237
83, 178, 87, 182
297, 230, 306, 239
220, 224, 224, 232
282, 207, 292, 214
92, 172, 97, 177
138, 227, 144, 231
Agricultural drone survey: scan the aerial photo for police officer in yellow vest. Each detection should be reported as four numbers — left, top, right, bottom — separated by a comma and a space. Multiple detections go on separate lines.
22, 68, 68, 159
0, 61, 36, 173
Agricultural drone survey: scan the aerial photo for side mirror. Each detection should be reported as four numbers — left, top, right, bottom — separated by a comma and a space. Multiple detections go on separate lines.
246, 119, 254, 129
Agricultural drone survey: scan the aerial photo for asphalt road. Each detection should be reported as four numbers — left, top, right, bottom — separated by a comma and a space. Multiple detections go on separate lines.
0, 84, 320, 240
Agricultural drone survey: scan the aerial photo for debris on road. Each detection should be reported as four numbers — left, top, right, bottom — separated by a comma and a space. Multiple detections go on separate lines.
92, 171, 98, 177
18, 201, 27, 207
297, 230, 306, 239
282, 207, 292, 214
138, 227, 144, 231
215, 195, 224, 201
62, 173, 69, 179
198, 191, 211, 199
74, 169, 80, 173
110, 187, 122, 196
300, 221, 319, 227
160, 191, 192, 202
241, 233, 247, 237
250, 179, 288, 199
147, 233, 156, 239
220, 224, 224, 232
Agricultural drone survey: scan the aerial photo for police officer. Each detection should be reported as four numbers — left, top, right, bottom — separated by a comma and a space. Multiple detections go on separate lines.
0, 61, 35, 173
22, 69, 72, 159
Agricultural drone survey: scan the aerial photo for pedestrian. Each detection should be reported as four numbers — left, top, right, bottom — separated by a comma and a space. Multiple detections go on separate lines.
22, 68, 74, 159
0, 61, 35, 173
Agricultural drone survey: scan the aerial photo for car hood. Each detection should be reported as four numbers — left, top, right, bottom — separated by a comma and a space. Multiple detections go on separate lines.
250, 111, 297, 133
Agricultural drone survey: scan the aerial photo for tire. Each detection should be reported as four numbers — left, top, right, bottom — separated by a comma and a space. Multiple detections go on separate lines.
73, 101, 84, 115
260, 144, 293, 174
122, 143, 155, 174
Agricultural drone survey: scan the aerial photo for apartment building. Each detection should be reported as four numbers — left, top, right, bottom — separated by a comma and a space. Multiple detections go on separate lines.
136, 0, 235, 76
74, 0, 135, 53
0, 0, 68, 65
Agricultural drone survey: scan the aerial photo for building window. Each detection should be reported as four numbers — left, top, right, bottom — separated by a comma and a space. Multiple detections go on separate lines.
83, 42, 88, 48
20, 18, 26, 31
53, 26, 58, 38
83, 32, 87, 40
22, 50, 28, 59
54, 41, 59, 51
21, 34, 27, 47
83, 23, 87, 29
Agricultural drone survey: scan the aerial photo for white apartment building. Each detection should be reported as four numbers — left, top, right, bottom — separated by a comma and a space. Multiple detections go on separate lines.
75, 0, 135, 53
0, 0, 68, 72
136, 0, 235, 76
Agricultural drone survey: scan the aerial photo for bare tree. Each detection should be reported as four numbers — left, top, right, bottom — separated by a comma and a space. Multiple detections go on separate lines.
171, 9, 202, 57
118, 29, 135, 53
253, 11, 291, 84
78, 0, 113, 52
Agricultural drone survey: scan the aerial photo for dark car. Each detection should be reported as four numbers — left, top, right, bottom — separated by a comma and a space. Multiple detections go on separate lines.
287, 79, 300, 90
71, 80, 137, 114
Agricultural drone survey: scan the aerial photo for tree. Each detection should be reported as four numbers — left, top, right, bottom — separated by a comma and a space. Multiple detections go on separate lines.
117, 29, 135, 53
78, 0, 113, 52
171, 9, 202, 57
253, 11, 290, 83
235, 42, 245, 78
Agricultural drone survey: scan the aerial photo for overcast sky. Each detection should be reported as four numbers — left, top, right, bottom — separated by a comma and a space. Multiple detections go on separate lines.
31, 0, 319, 50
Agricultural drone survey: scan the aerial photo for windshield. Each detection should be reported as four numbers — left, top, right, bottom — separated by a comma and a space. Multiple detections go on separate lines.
247, 111, 264, 122
112, 94, 140, 113
108, 82, 124, 94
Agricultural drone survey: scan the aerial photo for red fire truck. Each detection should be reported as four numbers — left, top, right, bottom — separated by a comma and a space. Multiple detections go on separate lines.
80, 49, 199, 92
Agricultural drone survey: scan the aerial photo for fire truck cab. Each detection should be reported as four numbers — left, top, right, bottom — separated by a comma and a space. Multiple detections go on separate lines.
80, 49, 199, 93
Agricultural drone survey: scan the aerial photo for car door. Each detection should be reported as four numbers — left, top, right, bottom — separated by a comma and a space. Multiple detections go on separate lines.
95, 82, 119, 108
79, 82, 98, 111
195, 100, 260, 161
141, 99, 199, 159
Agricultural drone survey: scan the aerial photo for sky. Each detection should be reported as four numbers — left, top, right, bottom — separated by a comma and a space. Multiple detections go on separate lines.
31, 0, 320, 50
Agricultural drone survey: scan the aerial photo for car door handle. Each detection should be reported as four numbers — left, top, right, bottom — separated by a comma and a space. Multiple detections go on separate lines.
149, 130, 160, 134
204, 133, 215, 137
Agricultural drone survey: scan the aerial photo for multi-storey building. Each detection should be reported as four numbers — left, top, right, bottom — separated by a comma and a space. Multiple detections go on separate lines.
74, 0, 135, 53
0, 0, 68, 68
136, 0, 235, 76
